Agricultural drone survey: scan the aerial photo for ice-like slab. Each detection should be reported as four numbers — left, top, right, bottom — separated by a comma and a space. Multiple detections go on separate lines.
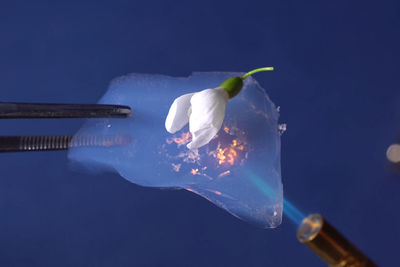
68, 72, 283, 228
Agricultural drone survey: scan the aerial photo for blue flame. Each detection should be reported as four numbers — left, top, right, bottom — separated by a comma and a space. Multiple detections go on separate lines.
247, 171, 305, 225
283, 199, 305, 225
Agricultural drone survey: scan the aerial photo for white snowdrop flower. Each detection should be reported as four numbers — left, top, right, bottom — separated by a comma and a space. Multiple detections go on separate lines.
165, 67, 274, 149
165, 87, 229, 149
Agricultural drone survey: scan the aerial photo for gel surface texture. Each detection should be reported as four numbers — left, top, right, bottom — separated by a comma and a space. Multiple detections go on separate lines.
68, 72, 283, 228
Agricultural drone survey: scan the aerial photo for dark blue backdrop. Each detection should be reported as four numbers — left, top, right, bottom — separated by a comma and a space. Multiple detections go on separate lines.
1, 1, 399, 266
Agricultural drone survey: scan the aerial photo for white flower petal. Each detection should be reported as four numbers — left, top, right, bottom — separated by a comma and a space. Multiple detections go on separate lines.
187, 87, 229, 149
187, 125, 219, 150
165, 93, 194, 133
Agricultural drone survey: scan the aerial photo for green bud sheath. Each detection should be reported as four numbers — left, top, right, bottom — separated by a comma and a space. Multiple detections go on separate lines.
220, 67, 274, 99
220, 77, 243, 99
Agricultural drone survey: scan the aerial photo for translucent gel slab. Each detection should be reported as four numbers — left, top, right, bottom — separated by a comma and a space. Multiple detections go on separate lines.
68, 72, 283, 228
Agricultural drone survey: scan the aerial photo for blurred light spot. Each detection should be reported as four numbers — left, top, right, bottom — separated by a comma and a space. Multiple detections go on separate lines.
387, 144, 400, 163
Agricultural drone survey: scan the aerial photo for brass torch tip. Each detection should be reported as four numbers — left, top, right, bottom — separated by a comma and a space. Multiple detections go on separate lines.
297, 214, 377, 267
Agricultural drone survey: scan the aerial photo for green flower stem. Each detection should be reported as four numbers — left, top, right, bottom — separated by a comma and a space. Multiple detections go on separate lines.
241, 67, 274, 80
220, 67, 274, 99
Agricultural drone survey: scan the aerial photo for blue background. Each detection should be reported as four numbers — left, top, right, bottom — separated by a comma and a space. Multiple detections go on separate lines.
1, 0, 399, 266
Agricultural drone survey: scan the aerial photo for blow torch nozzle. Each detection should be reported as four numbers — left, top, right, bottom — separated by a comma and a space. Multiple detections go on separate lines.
297, 214, 377, 267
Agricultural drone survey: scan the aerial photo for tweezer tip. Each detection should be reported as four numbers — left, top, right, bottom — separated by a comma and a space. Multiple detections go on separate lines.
118, 106, 132, 117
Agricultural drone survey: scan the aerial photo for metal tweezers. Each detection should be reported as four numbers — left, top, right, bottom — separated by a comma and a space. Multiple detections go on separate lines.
0, 102, 131, 153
